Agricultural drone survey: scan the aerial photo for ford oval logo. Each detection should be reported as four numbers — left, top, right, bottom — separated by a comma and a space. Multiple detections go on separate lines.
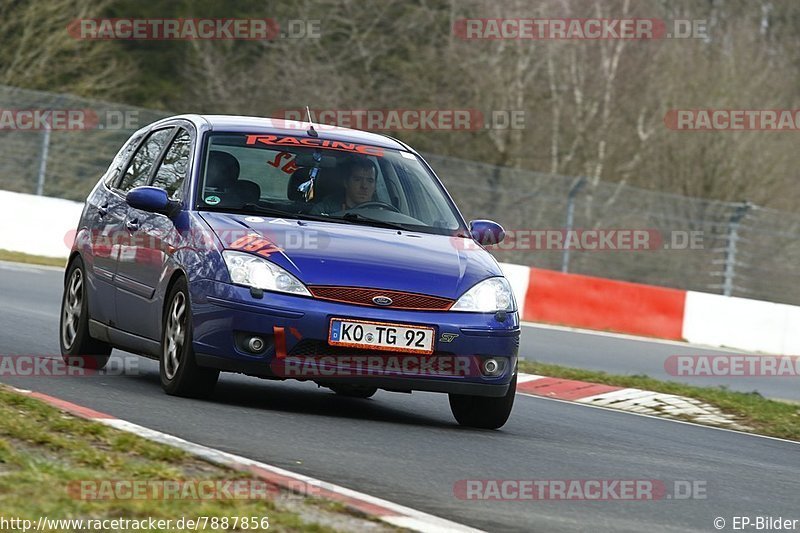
372, 296, 393, 306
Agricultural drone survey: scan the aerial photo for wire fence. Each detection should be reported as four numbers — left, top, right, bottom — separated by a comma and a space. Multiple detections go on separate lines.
430, 154, 800, 305
2, 84, 799, 305
0, 85, 167, 199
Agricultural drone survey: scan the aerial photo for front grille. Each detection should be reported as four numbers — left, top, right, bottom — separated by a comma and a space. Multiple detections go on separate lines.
308, 286, 453, 310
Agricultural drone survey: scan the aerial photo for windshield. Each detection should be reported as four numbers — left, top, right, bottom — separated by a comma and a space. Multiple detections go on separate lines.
195, 132, 466, 235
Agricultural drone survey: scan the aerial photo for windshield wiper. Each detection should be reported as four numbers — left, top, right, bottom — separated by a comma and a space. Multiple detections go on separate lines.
240, 204, 300, 218
340, 212, 410, 231
203, 203, 408, 229
210, 203, 326, 223
202, 204, 298, 219
242, 204, 364, 226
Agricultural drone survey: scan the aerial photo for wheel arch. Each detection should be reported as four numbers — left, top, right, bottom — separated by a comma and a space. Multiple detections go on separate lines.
162, 268, 189, 318
65, 251, 82, 283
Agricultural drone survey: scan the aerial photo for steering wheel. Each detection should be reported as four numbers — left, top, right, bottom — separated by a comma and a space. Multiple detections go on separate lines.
352, 201, 401, 213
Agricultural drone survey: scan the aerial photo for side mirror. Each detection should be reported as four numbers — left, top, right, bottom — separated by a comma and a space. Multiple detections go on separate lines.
126, 186, 178, 216
470, 219, 505, 245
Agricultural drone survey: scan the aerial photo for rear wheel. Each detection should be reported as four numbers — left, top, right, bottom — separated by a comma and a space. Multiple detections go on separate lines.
59, 256, 111, 370
449, 373, 517, 430
160, 277, 219, 397
328, 384, 378, 399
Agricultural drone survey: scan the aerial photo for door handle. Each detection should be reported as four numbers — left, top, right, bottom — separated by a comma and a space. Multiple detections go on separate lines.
97, 204, 108, 217
125, 220, 139, 232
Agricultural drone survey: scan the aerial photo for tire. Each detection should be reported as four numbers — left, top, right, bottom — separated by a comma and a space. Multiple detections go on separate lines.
59, 256, 111, 370
449, 373, 517, 430
160, 277, 219, 397
328, 384, 378, 399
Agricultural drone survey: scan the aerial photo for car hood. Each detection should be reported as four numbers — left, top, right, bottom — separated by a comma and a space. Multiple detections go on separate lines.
200, 212, 501, 299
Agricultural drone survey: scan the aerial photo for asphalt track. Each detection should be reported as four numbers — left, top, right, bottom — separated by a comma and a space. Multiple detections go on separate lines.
519, 324, 800, 402
0, 261, 797, 532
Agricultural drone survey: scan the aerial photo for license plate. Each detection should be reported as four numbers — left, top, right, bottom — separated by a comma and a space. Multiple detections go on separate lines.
328, 319, 435, 354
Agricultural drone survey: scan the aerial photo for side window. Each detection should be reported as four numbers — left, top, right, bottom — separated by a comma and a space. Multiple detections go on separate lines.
152, 129, 191, 200
118, 128, 174, 192
103, 133, 144, 188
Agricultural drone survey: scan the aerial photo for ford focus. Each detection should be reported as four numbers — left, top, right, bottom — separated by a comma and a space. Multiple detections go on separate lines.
60, 115, 520, 429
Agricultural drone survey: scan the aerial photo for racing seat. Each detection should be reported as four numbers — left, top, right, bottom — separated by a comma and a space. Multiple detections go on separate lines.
235, 180, 261, 204
204, 151, 260, 206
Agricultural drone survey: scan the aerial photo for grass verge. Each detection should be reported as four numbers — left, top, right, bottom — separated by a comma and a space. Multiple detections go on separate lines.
518, 360, 800, 441
0, 386, 395, 532
0, 249, 65, 268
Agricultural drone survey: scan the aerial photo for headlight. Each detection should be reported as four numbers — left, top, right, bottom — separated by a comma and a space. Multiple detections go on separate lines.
451, 277, 516, 313
222, 250, 310, 296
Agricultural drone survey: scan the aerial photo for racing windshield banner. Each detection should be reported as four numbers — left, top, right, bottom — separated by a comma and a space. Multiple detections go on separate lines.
245, 135, 385, 157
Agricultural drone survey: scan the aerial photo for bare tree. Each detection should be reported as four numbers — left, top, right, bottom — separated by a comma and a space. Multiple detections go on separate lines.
0, 0, 138, 98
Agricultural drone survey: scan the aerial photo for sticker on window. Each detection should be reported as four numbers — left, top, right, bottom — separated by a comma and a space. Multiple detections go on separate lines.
267, 151, 299, 174
246, 135, 385, 157
204, 195, 221, 205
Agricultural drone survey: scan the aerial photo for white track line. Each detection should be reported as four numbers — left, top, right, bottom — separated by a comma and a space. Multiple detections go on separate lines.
7, 385, 483, 533
517, 390, 800, 447
103, 419, 482, 533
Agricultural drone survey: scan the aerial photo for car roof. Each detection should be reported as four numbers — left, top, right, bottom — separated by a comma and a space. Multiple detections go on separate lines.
150, 114, 411, 152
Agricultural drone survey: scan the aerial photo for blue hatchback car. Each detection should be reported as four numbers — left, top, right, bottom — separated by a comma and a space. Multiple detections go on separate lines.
60, 115, 520, 428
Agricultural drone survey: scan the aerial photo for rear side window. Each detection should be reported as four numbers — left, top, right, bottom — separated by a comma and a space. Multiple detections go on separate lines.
152, 129, 191, 200
118, 128, 174, 192
103, 133, 145, 188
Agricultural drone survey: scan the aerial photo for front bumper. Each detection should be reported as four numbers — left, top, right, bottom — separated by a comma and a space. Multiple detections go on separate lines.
190, 280, 520, 396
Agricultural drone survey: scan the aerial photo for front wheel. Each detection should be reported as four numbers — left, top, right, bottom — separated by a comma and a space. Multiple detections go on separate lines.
59, 256, 111, 370
160, 278, 219, 397
449, 373, 517, 430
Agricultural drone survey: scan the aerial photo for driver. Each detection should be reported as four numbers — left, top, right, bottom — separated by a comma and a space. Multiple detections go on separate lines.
311, 157, 377, 215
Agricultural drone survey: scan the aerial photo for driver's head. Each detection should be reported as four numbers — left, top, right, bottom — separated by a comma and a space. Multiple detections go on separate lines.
343, 158, 376, 208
